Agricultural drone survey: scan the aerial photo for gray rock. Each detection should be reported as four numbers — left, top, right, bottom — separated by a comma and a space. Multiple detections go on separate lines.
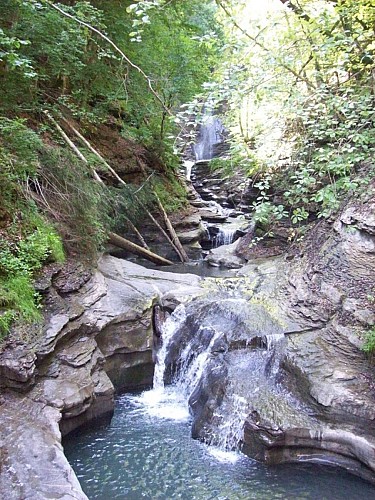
0, 254, 204, 499
205, 240, 247, 269
182, 193, 375, 482
0, 396, 88, 499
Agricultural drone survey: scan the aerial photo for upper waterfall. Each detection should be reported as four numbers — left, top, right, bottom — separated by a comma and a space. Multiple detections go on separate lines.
193, 112, 225, 161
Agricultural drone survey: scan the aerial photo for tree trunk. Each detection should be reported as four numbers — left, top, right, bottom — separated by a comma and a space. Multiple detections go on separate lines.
108, 232, 173, 266
154, 193, 189, 263
60, 116, 184, 258
43, 111, 173, 266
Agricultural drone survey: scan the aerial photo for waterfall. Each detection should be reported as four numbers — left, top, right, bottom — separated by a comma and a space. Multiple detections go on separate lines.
147, 295, 288, 461
183, 160, 194, 182
153, 304, 186, 389
213, 226, 237, 247
193, 112, 224, 161
174, 326, 222, 397
209, 393, 249, 452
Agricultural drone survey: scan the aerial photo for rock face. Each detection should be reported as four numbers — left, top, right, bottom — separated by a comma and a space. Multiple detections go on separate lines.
0, 256, 202, 499
205, 239, 247, 269
191, 160, 252, 212
161, 190, 375, 482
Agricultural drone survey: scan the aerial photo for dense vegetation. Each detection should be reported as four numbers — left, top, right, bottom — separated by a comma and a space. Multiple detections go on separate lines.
0, 0, 221, 337
0, 0, 374, 341
187, 0, 375, 227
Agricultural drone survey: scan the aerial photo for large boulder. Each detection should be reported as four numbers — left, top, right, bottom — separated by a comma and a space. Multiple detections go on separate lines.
205, 240, 247, 269
160, 190, 375, 482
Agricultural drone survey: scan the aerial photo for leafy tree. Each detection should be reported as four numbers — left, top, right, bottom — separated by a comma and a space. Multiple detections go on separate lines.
189, 0, 374, 226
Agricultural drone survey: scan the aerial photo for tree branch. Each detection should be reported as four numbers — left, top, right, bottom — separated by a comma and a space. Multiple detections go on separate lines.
43, 0, 171, 115
215, 0, 316, 90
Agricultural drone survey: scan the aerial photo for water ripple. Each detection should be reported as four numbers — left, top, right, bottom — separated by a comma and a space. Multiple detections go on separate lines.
64, 392, 375, 500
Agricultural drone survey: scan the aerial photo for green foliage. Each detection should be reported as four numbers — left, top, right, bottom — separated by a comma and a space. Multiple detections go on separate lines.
0, 117, 67, 338
0, 0, 221, 162
37, 144, 109, 256
152, 176, 188, 213
362, 327, 375, 356
193, 0, 375, 227
0, 27, 36, 78
0, 1, 223, 337
0, 217, 64, 339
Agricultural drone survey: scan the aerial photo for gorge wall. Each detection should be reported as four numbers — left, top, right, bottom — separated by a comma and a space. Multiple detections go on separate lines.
0, 256, 202, 499
0, 183, 374, 498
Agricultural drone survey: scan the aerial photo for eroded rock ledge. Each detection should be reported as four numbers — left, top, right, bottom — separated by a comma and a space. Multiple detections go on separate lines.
161, 192, 375, 484
1, 190, 374, 497
0, 257, 202, 499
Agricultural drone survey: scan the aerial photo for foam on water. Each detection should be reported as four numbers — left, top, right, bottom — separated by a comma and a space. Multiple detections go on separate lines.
132, 387, 190, 422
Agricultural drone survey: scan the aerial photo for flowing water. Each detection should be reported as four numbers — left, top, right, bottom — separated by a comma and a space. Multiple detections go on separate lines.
193, 113, 224, 161
64, 301, 375, 499
213, 226, 237, 247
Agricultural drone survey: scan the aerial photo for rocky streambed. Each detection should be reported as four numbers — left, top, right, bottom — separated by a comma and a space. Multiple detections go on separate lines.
0, 190, 375, 498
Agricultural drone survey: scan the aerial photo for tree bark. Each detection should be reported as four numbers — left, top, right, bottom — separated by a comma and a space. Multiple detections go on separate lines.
154, 193, 189, 263
108, 232, 173, 266
60, 116, 185, 258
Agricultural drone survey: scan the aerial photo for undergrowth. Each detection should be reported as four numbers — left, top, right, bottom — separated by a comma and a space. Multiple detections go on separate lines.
0, 118, 66, 339
362, 327, 375, 361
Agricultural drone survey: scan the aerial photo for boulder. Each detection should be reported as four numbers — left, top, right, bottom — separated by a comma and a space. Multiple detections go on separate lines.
160, 190, 375, 482
205, 240, 247, 269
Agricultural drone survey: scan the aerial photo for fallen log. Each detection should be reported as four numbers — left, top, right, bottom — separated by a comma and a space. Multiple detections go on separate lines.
136, 158, 189, 263
108, 232, 173, 266
43, 111, 172, 266
60, 116, 183, 258
154, 193, 189, 263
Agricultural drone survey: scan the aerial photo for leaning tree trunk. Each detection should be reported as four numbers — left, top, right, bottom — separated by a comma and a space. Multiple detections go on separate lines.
108, 232, 173, 266
60, 115, 185, 260
43, 111, 173, 266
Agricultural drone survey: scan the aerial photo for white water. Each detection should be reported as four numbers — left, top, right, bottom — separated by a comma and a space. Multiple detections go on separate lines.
183, 160, 194, 182
138, 297, 290, 465
153, 304, 186, 390
210, 393, 249, 451
142, 303, 246, 462
213, 226, 237, 247
64, 299, 375, 498
175, 326, 222, 396
194, 113, 224, 161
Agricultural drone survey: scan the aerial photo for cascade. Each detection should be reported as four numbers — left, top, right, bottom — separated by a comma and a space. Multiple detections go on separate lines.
213, 226, 237, 247
153, 304, 186, 389
148, 295, 293, 456
193, 111, 224, 161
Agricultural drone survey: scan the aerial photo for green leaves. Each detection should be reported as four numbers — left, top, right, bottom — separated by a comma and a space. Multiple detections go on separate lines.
200, 0, 374, 226
0, 28, 36, 77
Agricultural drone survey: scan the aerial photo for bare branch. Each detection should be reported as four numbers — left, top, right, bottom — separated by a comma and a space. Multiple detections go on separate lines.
215, 0, 316, 90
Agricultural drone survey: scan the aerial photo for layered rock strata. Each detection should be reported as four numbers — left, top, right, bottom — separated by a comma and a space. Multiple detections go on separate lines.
162, 192, 375, 482
0, 256, 202, 499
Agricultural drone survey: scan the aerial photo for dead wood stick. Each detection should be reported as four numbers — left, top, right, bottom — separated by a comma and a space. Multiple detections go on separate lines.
154, 193, 189, 263
137, 159, 189, 263
59, 117, 151, 250
60, 117, 182, 257
108, 232, 173, 266
43, 111, 172, 265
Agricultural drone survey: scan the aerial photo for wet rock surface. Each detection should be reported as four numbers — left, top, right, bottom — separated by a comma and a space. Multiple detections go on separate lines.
1, 182, 374, 496
205, 239, 247, 268
0, 256, 202, 499
159, 191, 375, 482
